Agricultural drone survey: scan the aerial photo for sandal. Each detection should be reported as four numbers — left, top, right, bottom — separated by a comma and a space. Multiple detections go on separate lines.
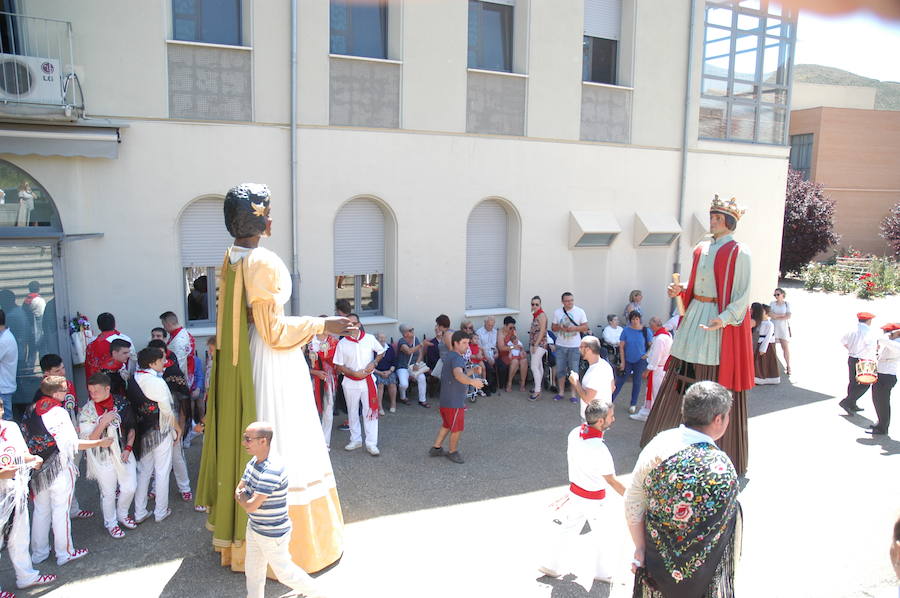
71, 510, 94, 519
18, 573, 56, 589
0, 590, 14, 597
181, 491, 193, 502
107, 526, 125, 539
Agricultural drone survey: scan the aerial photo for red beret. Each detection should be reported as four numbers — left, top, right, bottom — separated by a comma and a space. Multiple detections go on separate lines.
881, 323, 900, 332
857, 312, 876, 320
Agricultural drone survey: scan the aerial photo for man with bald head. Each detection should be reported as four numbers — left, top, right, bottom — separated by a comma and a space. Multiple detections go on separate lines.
236, 422, 326, 598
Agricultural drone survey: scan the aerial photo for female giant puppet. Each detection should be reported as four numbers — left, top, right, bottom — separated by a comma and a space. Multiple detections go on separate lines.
197, 183, 352, 572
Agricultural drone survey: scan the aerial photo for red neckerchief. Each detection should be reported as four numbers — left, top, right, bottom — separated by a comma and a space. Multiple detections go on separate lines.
35, 396, 61, 416
102, 357, 127, 371
166, 328, 183, 345
164, 350, 176, 369
532, 308, 544, 319
654, 327, 671, 337
342, 332, 379, 420
579, 423, 604, 440
136, 369, 155, 376
23, 292, 39, 305
94, 395, 115, 415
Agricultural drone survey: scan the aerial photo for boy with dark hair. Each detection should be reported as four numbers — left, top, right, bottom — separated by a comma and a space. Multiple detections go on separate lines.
429, 330, 484, 464
102, 338, 133, 397
23, 376, 113, 566
84, 312, 133, 380
150, 327, 167, 341
130, 347, 180, 523
148, 339, 194, 502
80, 373, 138, 538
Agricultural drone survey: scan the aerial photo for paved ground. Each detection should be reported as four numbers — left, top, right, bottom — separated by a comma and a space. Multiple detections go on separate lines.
2, 281, 898, 597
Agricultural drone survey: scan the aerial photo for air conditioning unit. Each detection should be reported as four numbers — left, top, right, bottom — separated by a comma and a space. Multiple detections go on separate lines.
0, 54, 62, 105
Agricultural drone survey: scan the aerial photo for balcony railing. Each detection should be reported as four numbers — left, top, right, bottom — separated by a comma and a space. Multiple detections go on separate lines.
0, 11, 83, 118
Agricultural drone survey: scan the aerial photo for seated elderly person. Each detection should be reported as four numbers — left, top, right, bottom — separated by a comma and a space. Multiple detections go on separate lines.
498, 316, 528, 393
374, 332, 398, 415
476, 317, 499, 395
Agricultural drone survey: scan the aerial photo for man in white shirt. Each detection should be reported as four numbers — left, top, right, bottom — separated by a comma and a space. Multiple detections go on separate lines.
870, 323, 900, 435
476, 317, 499, 395
568, 336, 614, 422
538, 399, 625, 582
839, 312, 880, 415
334, 314, 385, 456
552, 292, 589, 403
0, 309, 17, 421
632, 317, 673, 422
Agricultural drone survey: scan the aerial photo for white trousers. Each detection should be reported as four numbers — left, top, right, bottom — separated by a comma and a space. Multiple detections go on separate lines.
1, 500, 39, 588
134, 437, 173, 520
320, 385, 334, 447
647, 368, 664, 409
343, 384, 378, 448
31, 464, 76, 563
530, 347, 547, 394
396, 368, 427, 403
540, 493, 615, 580
93, 458, 137, 529
69, 450, 83, 517
171, 442, 191, 493
245, 525, 319, 598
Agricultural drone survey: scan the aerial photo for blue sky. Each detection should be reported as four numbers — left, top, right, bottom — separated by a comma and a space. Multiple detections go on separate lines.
794, 11, 900, 82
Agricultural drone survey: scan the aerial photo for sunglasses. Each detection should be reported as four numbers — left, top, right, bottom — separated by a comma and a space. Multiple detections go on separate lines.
531, 303, 540, 306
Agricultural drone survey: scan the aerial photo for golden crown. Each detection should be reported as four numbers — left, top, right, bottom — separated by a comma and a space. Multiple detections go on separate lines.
709, 195, 746, 221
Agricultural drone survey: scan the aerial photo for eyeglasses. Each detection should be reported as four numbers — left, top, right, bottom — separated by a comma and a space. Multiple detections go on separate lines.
242, 434, 262, 442
531, 303, 540, 306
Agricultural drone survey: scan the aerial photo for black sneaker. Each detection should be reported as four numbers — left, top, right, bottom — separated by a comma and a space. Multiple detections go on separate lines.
429, 446, 446, 457
338, 422, 350, 431
446, 451, 464, 464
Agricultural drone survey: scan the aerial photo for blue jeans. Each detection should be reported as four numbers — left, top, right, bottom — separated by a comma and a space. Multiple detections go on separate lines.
612, 359, 647, 406
0, 393, 12, 420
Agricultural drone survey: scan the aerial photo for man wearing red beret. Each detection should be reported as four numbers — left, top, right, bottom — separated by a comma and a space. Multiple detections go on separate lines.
870, 323, 900, 435
839, 312, 879, 414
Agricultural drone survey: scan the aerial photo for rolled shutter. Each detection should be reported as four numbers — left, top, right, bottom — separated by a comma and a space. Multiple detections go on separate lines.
334, 199, 385, 275
179, 198, 232, 267
584, 0, 621, 40
466, 200, 507, 310
484, 0, 515, 6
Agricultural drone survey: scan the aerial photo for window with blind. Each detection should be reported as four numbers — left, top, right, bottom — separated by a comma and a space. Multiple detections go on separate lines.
583, 0, 621, 84
173, 0, 242, 46
334, 199, 386, 315
789, 133, 813, 180
466, 200, 508, 310
468, 0, 514, 73
179, 197, 232, 326
330, 0, 388, 59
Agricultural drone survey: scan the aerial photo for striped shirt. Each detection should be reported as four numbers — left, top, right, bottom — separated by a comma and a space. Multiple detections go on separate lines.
241, 455, 290, 537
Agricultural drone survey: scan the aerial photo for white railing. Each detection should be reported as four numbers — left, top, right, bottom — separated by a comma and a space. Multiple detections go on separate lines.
0, 11, 83, 116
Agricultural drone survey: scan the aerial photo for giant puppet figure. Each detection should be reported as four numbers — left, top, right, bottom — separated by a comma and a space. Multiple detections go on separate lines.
639, 195, 753, 475
196, 183, 354, 572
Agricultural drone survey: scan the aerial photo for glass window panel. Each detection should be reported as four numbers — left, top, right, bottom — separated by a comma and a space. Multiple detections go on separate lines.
583, 36, 617, 84
172, 0, 240, 45
173, 18, 197, 41
330, 1, 350, 54
706, 6, 733, 27
0, 163, 61, 230
467, 0, 480, 67
351, 3, 386, 59
733, 44, 758, 81
762, 40, 784, 81
184, 267, 212, 322
760, 86, 786, 105
757, 105, 786, 144
728, 102, 756, 141
359, 273, 382, 314
739, 0, 760, 9
701, 76, 729, 96
704, 37, 731, 77
736, 13, 760, 32
699, 97, 728, 139
468, 1, 512, 72
335, 275, 356, 314
732, 80, 756, 100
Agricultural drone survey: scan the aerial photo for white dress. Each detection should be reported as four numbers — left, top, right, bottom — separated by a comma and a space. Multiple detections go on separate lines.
769, 301, 791, 340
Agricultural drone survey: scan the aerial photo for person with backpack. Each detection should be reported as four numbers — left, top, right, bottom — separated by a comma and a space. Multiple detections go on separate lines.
613, 311, 653, 414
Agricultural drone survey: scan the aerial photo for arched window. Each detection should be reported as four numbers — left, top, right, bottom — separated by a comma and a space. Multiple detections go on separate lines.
0, 160, 61, 231
334, 198, 386, 316
178, 197, 232, 326
466, 199, 509, 310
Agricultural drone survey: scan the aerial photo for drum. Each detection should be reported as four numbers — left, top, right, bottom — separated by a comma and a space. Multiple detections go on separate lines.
855, 359, 878, 385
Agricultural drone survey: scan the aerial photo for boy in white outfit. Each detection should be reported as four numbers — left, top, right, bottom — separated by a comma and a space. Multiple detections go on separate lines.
22, 376, 113, 566
80, 373, 139, 538
130, 347, 181, 523
0, 402, 56, 595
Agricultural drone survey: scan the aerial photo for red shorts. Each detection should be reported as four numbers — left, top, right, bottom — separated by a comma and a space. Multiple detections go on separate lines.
439, 407, 465, 432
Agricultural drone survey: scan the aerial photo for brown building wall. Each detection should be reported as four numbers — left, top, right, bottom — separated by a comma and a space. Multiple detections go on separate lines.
790, 107, 900, 256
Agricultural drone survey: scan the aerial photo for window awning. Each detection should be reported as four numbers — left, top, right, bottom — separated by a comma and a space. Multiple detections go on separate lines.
569, 210, 621, 248
0, 121, 123, 159
634, 213, 681, 247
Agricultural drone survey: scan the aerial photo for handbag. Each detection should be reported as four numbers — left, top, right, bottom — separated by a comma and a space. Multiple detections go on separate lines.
409, 360, 430, 377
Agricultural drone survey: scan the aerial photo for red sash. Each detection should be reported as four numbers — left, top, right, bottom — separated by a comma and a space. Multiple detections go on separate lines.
569, 483, 606, 500
343, 333, 379, 420
682, 240, 754, 392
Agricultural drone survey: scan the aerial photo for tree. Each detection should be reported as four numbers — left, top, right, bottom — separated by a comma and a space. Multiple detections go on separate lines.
880, 202, 900, 258
779, 168, 840, 276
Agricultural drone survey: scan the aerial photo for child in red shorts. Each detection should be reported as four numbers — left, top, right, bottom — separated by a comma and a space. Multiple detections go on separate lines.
429, 330, 484, 464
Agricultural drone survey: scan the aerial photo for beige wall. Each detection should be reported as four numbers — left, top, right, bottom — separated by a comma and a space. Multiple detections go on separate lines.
791, 82, 877, 111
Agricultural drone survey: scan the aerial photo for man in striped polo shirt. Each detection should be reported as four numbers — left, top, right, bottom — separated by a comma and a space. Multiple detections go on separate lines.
236, 422, 326, 598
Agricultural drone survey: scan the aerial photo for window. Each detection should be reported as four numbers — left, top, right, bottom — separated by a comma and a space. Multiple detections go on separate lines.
466, 200, 508, 310
789, 133, 813, 180
0, 160, 61, 229
173, 0, 241, 46
699, 0, 795, 144
468, 0, 513, 73
179, 198, 233, 326
330, 0, 387, 59
334, 199, 385, 316
583, 0, 620, 84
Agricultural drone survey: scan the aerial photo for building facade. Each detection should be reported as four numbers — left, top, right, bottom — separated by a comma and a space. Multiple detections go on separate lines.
0, 0, 794, 400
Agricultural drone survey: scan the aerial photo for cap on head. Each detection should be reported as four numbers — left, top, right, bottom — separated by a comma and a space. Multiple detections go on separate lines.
857, 311, 876, 321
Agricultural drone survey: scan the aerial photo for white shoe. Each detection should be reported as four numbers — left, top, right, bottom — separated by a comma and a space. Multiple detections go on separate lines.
628, 405, 637, 414
389, 407, 396, 413
344, 441, 362, 451
538, 566, 561, 578
366, 445, 380, 456
629, 412, 648, 421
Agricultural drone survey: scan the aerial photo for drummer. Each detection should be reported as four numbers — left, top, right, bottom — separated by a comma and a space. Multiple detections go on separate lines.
839, 311, 879, 415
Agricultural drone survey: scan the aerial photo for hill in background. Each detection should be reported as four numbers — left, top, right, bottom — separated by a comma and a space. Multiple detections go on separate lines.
793, 64, 900, 111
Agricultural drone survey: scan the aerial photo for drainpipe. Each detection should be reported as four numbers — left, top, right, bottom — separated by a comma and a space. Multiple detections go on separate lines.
289, 0, 300, 316
674, 0, 697, 285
